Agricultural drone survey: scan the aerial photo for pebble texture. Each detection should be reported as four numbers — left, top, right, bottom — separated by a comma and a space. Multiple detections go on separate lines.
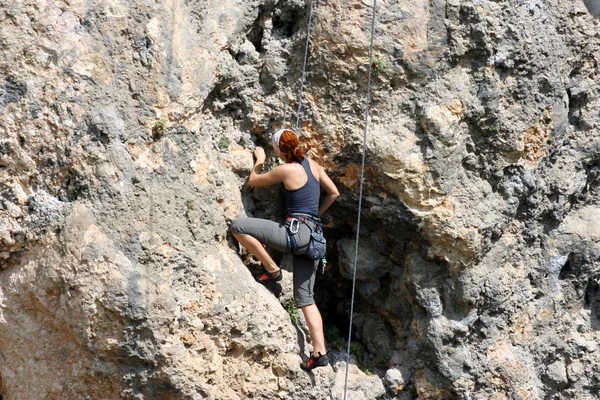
0, 0, 599, 399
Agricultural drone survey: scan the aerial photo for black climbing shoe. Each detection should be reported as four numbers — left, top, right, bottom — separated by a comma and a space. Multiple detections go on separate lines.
257, 268, 282, 282
301, 352, 329, 371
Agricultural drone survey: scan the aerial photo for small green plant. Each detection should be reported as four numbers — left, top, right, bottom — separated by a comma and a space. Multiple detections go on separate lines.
374, 351, 390, 369
371, 55, 389, 77
325, 326, 380, 373
262, 156, 279, 172
152, 119, 167, 140
185, 199, 195, 210
350, 342, 366, 363
219, 135, 231, 150
326, 325, 347, 351
487, 125, 498, 134
284, 299, 300, 325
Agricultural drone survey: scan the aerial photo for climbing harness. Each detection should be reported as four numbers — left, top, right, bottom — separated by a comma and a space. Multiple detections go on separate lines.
305, 223, 326, 260
288, 218, 301, 234
320, 257, 327, 275
284, 213, 325, 260
285, 218, 300, 254
343, 1, 378, 399
284, 216, 301, 254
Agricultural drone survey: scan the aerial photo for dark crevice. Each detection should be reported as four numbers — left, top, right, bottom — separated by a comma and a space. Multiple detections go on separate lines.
0, 141, 11, 158
132, 35, 154, 67
312, 217, 416, 377
272, 11, 300, 38
580, 152, 600, 202
86, 116, 111, 144
316, 240, 351, 338
584, 277, 600, 331
584, 278, 598, 307
59, 168, 89, 202
558, 255, 572, 280
566, 85, 581, 128
247, 8, 264, 53
0, 77, 27, 105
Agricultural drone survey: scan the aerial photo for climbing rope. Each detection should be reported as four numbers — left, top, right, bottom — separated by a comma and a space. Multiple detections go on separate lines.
294, 0, 314, 132
292, 1, 379, 396
343, 1, 377, 399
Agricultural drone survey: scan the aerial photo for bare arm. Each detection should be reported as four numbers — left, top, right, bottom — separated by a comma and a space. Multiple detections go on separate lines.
248, 155, 265, 185
248, 147, 286, 187
316, 163, 339, 216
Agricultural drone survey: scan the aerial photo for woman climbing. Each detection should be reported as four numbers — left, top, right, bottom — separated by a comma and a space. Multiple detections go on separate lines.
231, 128, 339, 371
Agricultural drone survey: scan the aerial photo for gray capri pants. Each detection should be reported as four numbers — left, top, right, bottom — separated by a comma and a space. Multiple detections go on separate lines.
230, 217, 319, 308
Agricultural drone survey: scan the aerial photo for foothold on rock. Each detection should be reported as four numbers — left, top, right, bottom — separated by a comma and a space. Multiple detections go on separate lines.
331, 360, 386, 400
545, 360, 568, 387
384, 366, 411, 395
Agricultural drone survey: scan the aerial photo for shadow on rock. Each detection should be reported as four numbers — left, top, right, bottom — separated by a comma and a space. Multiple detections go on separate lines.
584, 0, 600, 18
257, 278, 284, 298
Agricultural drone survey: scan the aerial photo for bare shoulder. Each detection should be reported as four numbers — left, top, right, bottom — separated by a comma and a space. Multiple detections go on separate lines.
274, 163, 293, 170
274, 163, 297, 175
306, 157, 322, 179
307, 157, 324, 170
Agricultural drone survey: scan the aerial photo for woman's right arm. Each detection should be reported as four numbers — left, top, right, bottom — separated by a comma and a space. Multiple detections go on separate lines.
249, 146, 286, 187
317, 164, 339, 216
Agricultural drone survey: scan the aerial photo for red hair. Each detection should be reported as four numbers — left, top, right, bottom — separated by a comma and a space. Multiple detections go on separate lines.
279, 130, 304, 163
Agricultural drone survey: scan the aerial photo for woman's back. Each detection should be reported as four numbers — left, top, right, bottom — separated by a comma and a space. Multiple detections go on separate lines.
281, 158, 320, 217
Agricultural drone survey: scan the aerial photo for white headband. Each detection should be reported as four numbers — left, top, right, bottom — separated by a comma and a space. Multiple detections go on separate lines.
271, 128, 297, 155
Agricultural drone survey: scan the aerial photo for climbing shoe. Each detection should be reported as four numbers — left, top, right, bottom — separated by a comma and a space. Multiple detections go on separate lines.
257, 268, 282, 282
300, 352, 329, 371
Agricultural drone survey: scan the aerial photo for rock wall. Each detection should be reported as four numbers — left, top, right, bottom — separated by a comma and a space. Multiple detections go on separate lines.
1, 0, 599, 399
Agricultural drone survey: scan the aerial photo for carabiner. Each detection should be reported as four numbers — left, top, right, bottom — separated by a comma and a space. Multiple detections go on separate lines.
288, 218, 300, 234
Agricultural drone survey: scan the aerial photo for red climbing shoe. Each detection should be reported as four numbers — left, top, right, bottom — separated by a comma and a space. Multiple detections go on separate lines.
257, 268, 282, 282
300, 352, 329, 371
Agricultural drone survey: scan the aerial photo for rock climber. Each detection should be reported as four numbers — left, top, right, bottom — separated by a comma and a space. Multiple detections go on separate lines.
230, 128, 339, 371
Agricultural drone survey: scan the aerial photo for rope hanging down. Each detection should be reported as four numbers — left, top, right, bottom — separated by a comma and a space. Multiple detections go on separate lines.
293, 2, 378, 396
343, 1, 377, 399
294, 0, 314, 132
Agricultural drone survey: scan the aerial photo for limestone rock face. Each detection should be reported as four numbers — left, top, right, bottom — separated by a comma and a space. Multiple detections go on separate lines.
1, 0, 599, 399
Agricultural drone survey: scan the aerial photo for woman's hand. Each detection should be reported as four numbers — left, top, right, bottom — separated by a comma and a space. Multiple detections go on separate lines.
254, 146, 266, 162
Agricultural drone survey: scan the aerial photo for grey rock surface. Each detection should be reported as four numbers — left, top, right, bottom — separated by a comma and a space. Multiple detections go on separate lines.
0, 0, 599, 399
384, 365, 411, 395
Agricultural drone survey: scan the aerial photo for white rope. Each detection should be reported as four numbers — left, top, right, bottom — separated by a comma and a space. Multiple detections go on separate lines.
291, 3, 380, 396
343, 1, 377, 399
294, 0, 315, 133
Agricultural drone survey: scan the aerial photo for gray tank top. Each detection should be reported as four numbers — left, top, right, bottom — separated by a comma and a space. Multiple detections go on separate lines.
281, 158, 320, 217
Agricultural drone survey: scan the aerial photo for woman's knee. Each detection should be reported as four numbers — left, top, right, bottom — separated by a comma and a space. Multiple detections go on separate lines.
294, 288, 315, 308
230, 218, 247, 235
